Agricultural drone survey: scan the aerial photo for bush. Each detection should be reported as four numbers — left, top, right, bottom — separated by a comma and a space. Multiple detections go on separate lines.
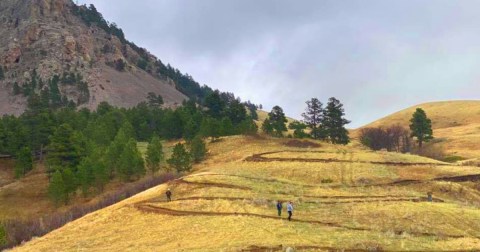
443, 155, 465, 163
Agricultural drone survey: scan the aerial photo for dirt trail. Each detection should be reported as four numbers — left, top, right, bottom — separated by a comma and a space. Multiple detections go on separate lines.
172, 178, 251, 190
245, 151, 447, 166
134, 203, 470, 240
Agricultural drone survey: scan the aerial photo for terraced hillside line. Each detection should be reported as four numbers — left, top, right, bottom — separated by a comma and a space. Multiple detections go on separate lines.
134, 203, 470, 240
172, 178, 252, 190
245, 151, 448, 166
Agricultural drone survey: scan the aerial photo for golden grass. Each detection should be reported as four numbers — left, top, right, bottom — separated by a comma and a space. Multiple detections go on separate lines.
12, 135, 480, 251
353, 100, 480, 159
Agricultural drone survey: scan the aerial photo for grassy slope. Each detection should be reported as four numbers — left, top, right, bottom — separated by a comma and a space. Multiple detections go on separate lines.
13, 136, 480, 251
353, 100, 480, 159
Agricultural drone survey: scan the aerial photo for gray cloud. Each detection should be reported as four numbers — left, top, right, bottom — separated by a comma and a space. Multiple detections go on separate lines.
78, 0, 480, 127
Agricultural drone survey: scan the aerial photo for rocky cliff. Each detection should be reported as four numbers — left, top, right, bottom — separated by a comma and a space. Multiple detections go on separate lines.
0, 0, 187, 115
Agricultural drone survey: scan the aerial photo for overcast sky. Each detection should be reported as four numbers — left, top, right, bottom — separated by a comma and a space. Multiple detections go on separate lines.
78, 0, 480, 128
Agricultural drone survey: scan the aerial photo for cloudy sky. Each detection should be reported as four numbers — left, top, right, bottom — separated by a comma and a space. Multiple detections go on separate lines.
78, 0, 480, 128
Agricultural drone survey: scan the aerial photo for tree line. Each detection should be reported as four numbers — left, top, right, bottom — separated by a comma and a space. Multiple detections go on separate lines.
0, 90, 256, 205
262, 97, 351, 145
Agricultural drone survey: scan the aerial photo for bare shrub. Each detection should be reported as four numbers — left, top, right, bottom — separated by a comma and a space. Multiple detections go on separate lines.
359, 125, 410, 153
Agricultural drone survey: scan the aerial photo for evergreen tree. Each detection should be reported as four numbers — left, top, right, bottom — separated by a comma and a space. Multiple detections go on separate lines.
204, 91, 225, 118
323, 97, 350, 145
265, 106, 287, 137
190, 136, 207, 163
200, 117, 221, 142
302, 98, 324, 139
239, 118, 258, 136
46, 124, 85, 176
14, 147, 34, 178
62, 168, 77, 202
261, 118, 274, 135
184, 118, 200, 141
48, 170, 67, 206
409, 108, 433, 148
77, 159, 94, 197
117, 139, 145, 181
220, 117, 234, 136
105, 122, 134, 176
146, 136, 164, 176
288, 121, 309, 139
167, 143, 191, 172
226, 99, 247, 125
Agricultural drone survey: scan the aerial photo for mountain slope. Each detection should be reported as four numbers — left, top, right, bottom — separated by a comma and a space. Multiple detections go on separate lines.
12, 136, 480, 251
0, 0, 187, 115
356, 100, 480, 159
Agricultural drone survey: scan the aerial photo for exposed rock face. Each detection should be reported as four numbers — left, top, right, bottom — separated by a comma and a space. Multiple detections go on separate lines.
0, 0, 187, 115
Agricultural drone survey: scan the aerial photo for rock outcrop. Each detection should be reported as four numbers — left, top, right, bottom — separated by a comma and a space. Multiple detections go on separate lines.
0, 0, 187, 115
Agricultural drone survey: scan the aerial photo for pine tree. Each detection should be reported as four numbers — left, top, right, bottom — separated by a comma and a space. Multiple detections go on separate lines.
77, 160, 93, 197
48, 170, 67, 206
220, 117, 234, 136
204, 91, 225, 118
264, 106, 287, 137
117, 139, 145, 181
323, 97, 351, 145
239, 118, 258, 136
105, 122, 133, 176
200, 117, 221, 142
62, 168, 77, 202
14, 146, 34, 178
190, 136, 207, 163
409, 108, 433, 148
184, 118, 200, 141
146, 136, 164, 176
226, 99, 247, 125
46, 124, 84, 176
302, 98, 325, 139
167, 143, 191, 172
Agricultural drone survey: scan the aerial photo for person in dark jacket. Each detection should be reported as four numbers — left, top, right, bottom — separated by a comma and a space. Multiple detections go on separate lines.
166, 189, 172, 202
276, 201, 283, 217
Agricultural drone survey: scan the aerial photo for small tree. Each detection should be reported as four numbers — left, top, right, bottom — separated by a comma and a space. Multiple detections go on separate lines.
167, 143, 191, 172
0, 65, 4, 80
14, 146, 34, 178
48, 170, 67, 206
146, 136, 164, 176
190, 136, 207, 163
288, 121, 309, 139
409, 108, 433, 148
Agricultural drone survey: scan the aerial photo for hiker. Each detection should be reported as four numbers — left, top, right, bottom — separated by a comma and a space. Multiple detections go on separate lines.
166, 189, 172, 202
276, 201, 283, 217
287, 201, 293, 221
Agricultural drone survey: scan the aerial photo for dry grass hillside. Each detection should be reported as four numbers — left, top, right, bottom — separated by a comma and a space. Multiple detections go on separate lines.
12, 136, 480, 251
354, 100, 480, 160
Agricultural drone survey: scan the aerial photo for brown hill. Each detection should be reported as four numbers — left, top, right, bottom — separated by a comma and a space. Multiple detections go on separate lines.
0, 0, 187, 115
354, 100, 480, 159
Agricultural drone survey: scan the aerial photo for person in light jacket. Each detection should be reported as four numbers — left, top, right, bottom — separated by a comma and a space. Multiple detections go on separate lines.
286, 201, 293, 221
